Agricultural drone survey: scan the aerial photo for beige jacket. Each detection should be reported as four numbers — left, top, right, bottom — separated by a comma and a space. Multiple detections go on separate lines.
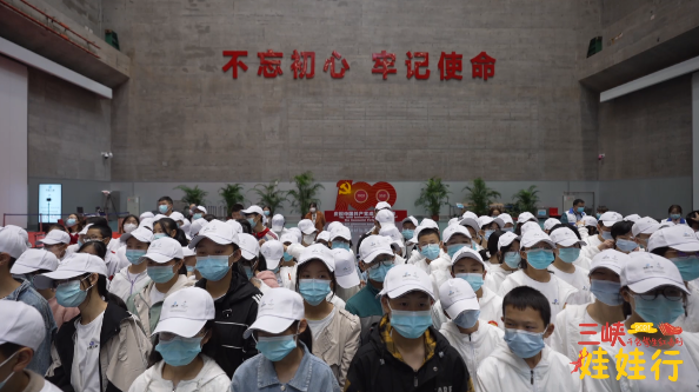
127, 274, 194, 336
311, 307, 361, 389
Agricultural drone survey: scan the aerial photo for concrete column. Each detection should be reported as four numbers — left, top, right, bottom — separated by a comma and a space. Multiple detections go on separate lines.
694, 72, 699, 209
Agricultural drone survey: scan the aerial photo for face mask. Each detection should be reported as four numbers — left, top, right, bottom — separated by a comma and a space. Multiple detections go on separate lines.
616, 239, 638, 253
283, 252, 293, 262
159, 205, 169, 214
77, 239, 83, 247
299, 279, 331, 306
503, 227, 515, 233
155, 336, 203, 366
332, 242, 350, 251
420, 244, 440, 260
671, 214, 681, 220
257, 334, 297, 362
504, 328, 546, 359
123, 223, 137, 233
484, 230, 495, 240
596, 213, 601, 219
590, 279, 623, 306
504, 252, 521, 268
185, 265, 195, 273
671, 258, 699, 282
125, 249, 146, 265
456, 273, 484, 292
368, 262, 393, 283
558, 248, 580, 263
632, 294, 685, 325
309, 208, 316, 213
247, 218, 256, 227
525, 249, 554, 270
55, 278, 92, 308
454, 309, 480, 329
303, 234, 315, 244
242, 265, 254, 280
66, 218, 77, 227
0, 351, 18, 389
402, 230, 414, 240
577, 207, 585, 213
447, 244, 465, 258
389, 306, 432, 339
601, 231, 613, 241
264, 211, 270, 216
192, 213, 203, 221
148, 265, 176, 284
196, 254, 233, 281
153, 233, 167, 240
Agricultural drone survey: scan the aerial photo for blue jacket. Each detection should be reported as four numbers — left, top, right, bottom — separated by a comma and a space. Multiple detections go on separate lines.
4, 278, 57, 375
667, 217, 687, 224
229, 342, 340, 392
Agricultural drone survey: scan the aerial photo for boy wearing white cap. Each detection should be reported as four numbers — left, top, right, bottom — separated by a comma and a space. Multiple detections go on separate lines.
483, 231, 520, 292
551, 249, 628, 361
547, 225, 592, 305
182, 246, 200, 280
110, 227, 155, 302
40, 253, 151, 392
581, 211, 622, 259
243, 205, 279, 243
0, 301, 61, 392
584, 253, 699, 392
332, 248, 361, 301
230, 288, 341, 392
271, 214, 289, 239
298, 219, 318, 246
438, 279, 504, 387
632, 216, 660, 250
0, 226, 56, 376
261, 240, 285, 287
129, 287, 231, 391
315, 231, 332, 247
238, 233, 279, 293
345, 264, 474, 392
409, 226, 451, 287
38, 229, 71, 261
578, 215, 598, 240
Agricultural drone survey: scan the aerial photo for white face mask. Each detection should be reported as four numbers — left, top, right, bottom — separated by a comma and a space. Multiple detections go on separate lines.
309, 208, 316, 213
123, 223, 137, 233
303, 234, 315, 244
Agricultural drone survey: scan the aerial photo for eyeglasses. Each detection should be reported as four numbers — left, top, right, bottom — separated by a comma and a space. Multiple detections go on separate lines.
369, 258, 393, 269
673, 251, 699, 259
636, 287, 684, 301
53, 275, 90, 289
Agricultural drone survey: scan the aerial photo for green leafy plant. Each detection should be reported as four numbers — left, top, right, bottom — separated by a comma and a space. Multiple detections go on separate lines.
287, 172, 325, 219
252, 180, 288, 216
415, 177, 451, 220
174, 185, 208, 206
512, 185, 540, 215
463, 178, 501, 216
219, 184, 246, 216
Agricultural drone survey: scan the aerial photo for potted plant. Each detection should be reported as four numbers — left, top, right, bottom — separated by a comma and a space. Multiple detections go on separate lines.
287, 171, 325, 219
252, 180, 288, 216
513, 185, 540, 215
219, 184, 246, 217
463, 178, 501, 216
174, 185, 208, 206
415, 177, 451, 221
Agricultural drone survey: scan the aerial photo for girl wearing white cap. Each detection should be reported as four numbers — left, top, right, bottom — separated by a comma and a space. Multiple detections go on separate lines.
584, 253, 699, 392
110, 227, 154, 302
129, 287, 230, 391
182, 246, 200, 280
295, 245, 360, 388
230, 288, 341, 392
548, 225, 592, 305
581, 211, 622, 260
39, 253, 151, 392
238, 233, 279, 293
483, 231, 520, 293
126, 237, 194, 336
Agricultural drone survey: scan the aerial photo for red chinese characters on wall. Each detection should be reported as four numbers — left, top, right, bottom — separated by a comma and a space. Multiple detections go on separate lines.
323, 51, 350, 79
471, 51, 496, 81
438, 51, 463, 81
405, 52, 430, 80
371, 50, 397, 80
257, 49, 283, 78
290, 50, 315, 79
222, 51, 248, 79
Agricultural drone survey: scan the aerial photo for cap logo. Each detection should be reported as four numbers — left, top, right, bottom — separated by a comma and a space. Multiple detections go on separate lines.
402, 271, 420, 280
448, 288, 459, 296
261, 298, 275, 308
643, 262, 664, 272
171, 300, 188, 312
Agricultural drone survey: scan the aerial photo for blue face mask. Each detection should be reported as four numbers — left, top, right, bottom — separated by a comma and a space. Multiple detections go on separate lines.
484, 230, 495, 240
192, 213, 203, 221
558, 248, 580, 263
504, 252, 521, 268
257, 335, 297, 362
55, 278, 91, 308
185, 265, 195, 273
601, 230, 613, 241
503, 227, 515, 233
420, 244, 440, 260
283, 252, 293, 262
596, 213, 601, 219
390, 306, 433, 339
155, 336, 203, 367
299, 279, 331, 306
332, 242, 350, 251
671, 258, 699, 282
456, 273, 484, 292
247, 218, 256, 227
616, 239, 638, 253
264, 211, 270, 216
447, 244, 465, 258
632, 295, 685, 325
66, 218, 77, 227
504, 328, 546, 359
158, 205, 169, 214
368, 262, 393, 283
590, 280, 623, 306
402, 230, 414, 241
454, 309, 480, 329
125, 249, 146, 265
243, 266, 254, 280
153, 233, 167, 240
196, 255, 232, 281
147, 265, 176, 284
670, 214, 681, 220
525, 249, 554, 270
577, 207, 585, 213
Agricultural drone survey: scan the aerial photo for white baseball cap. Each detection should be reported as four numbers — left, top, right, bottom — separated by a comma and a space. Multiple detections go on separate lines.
242, 205, 265, 216
189, 218, 208, 238
78, 224, 93, 236
225, 219, 243, 234
286, 243, 305, 261
316, 231, 331, 243
332, 249, 360, 288
11, 249, 59, 275
520, 230, 555, 250
648, 225, 699, 252
298, 244, 335, 272
120, 227, 154, 245
478, 216, 495, 229
153, 214, 168, 222
280, 233, 299, 245
494, 213, 514, 229
620, 253, 689, 294
143, 238, 184, 263
152, 287, 215, 338
38, 230, 71, 246
190, 220, 240, 248
520, 221, 542, 235
182, 246, 195, 258
418, 218, 439, 230
261, 240, 284, 270
244, 288, 305, 338
195, 206, 207, 214
448, 217, 459, 227
543, 218, 561, 232
298, 219, 316, 235
632, 217, 660, 238
624, 214, 641, 222
443, 225, 472, 243
379, 226, 403, 245
330, 226, 351, 242
439, 278, 480, 319
375, 201, 392, 211
170, 212, 185, 222
458, 216, 480, 234
327, 221, 343, 233
599, 211, 623, 227
288, 227, 302, 243
139, 218, 154, 231
550, 227, 586, 247
0, 301, 46, 351
517, 212, 537, 223
659, 221, 676, 229
498, 232, 520, 249
271, 214, 285, 232
589, 249, 628, 275
140, 212, 155, 220
402, 216, 418, 227
450, 247, 486, 268
359, 235, 394, 264
0, 225, 29, 259
379, 264, 435, 300
35, 253, 108, 288
238, 233, 260, 260
375, 210, 396, 229
581, 216, 598, 227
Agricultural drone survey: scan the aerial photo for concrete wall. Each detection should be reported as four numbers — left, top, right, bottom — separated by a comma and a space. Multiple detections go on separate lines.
43, 0, 102, 35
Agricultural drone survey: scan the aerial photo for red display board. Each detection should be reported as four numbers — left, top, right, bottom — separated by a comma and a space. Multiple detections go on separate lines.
325, 210, 408, 224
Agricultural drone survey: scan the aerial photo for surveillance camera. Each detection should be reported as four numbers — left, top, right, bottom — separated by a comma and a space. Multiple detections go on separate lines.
101, 152, 113, 159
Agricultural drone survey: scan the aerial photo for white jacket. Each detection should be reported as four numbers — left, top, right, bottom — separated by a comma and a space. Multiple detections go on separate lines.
550, 304, 598, 362
484, 265, 514, 293
498, 270, 578, 322
279, 264, 298, 291
431, 287, 503, 330
476, 341, 581, 392
109, 266, 152, 303
440, 319, 503, 392
548, 265, 592, 306
414, 255, 451, 299
582, 234, 603, 260
128, 355, 231, 392
573, 254, 592, 270
674, 282, 699, 333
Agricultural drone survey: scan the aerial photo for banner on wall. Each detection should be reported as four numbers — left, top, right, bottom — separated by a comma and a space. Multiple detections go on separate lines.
326, 180, 407, 224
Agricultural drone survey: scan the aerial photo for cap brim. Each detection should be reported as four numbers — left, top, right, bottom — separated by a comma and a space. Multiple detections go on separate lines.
300, 228, 316, 235
189, 233, 236, 248
589, 263, 622, 276
336, 272, 360, 289
628, 277, 690, 295
143, 253, 175, 263
241, 248, 256, 260
601, 220, 617, 227
272, 224, 283, 232
671, 243, 699, 252
120, 233, 133, 243
152, 318, 206, 338
10, 264, 40, 275
522, 239, 555, 249
243, 315, 296, 339
362, 249, 393, 264
33, 270, 83, 288
38, 239, 61, 245
556, 239, 586, 247
266, 257, 282, 270
379, 222, 396, 229
331, 234, 351, 241
444, 297, 480, 319
381, 285, 436, 301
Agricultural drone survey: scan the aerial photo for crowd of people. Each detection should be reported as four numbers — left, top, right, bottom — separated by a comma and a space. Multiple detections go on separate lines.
2, 196, 699, 391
